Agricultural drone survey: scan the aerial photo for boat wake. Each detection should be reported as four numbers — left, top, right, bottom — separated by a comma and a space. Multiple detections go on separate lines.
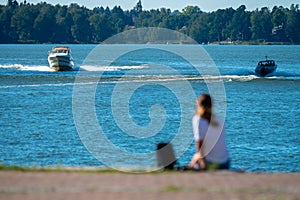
79, 65, 149, 72
1, 64, 299, 82
0, 64, 148, 72
0, 64, 54, 72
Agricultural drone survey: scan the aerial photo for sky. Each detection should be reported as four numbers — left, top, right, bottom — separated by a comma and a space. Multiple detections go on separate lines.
0, 0, 297, 11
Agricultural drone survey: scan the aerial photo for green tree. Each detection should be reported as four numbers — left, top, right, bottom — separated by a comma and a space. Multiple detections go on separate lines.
250, 7, 272, 41
182, 6, 201, 16
148, 9, 163, 27
111, 6, 128, 33
11, 3, 39, 42
271, 6, 287, 27
68, 4, 91, 43
189, 13, 209, 43
182, 6, 202, 28
220, 8, 235, 41
135, 9, 164, 27
89, 13, 113, 42
285, 4, 300, 43
209, 9, 227, 42
0, 5, 17, 43
230, 5, 251, 41
33, 3, 56, 43
7, 0, 18, 9
176, 12, 190, 34
159, 12, 180, 30
271, 6, 288, 42
133, 0, 142, 14
52, 5, 73, 43
1, 1, 298, 44
131, 0, 142, 23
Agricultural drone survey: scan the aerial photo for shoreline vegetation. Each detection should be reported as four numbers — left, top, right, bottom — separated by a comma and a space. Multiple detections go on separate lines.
0, 164, 298, 174
0, 164, 157, 173
1, 1, 300, 45
0, 164, 123, 173
0, 164, 188, 174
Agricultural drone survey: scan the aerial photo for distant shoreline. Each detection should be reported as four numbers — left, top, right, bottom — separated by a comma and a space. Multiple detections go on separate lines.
2, 2, 299, 45
0, 41, 297, 45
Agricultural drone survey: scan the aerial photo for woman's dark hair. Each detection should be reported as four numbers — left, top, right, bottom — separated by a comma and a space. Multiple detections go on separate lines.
198, 94, 213, 123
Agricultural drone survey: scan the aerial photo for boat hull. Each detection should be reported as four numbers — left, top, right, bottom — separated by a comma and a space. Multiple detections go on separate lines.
48, 46, 74, 71
48, 56, 74, 71
255, 65, 277, 77
255, 59, 277, 77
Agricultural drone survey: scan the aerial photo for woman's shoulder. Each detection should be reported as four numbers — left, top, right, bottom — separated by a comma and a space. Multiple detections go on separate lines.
192, 115, 199, 121
193, 115, 225, 127
193, 115, 209, 124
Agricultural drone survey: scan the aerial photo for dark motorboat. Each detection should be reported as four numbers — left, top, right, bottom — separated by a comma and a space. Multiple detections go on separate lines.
255, 57, 277, 77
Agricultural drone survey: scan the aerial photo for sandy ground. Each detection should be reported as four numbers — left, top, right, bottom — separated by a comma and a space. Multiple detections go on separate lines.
0, 170, 299, 200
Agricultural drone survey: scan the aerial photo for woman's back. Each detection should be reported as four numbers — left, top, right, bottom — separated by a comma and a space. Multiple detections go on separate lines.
193, 115, 229, 164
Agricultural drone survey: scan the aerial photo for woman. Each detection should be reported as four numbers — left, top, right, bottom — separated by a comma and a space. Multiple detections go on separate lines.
189, 94, 230, 170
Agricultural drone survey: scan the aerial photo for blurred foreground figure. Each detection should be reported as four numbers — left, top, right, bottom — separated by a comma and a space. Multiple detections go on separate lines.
189, 94, 230, 170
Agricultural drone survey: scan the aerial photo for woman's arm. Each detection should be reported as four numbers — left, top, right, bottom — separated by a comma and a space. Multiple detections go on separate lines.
191, 116, 206, 169
196, 140, 206, 169
189, 140, 206, 169
195, 140, 202, 152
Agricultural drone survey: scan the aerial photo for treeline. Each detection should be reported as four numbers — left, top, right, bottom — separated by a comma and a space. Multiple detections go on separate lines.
1, 0, 300, 44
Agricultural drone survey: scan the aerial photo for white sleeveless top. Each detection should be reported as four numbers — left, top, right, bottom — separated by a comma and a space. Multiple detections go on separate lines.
192, 115, 230, 164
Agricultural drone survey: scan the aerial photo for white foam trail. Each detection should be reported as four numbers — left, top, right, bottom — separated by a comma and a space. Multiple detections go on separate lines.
221, 75, 259, 82
79, 65, 149, 71
0, 64, 23, 69
0, 64, 54, 72
21, 65, 54, 72
0, 82, 96, 89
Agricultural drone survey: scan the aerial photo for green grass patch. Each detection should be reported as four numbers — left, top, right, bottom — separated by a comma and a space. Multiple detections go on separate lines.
0, 164, 121, 173
164, 185, 182, 192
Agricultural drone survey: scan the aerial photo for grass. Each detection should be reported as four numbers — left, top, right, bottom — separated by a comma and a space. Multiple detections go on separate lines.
0, 163, 236, 174
0, 164, 26, 172
0, 164, 120, 173
0, 164, 183, 174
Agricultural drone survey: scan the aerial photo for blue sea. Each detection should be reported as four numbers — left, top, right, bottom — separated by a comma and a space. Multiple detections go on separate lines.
0, 44, 299, 172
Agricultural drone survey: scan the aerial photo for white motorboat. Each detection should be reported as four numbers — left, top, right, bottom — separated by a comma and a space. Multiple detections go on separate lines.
255, 56, 277, 77
48, 46, 74, 71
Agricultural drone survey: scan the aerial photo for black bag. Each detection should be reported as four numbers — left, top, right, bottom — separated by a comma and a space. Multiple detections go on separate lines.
156, 143, 176, 170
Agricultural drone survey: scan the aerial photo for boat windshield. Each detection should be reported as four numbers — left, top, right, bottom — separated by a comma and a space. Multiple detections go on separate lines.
51, 47, 70, 54
52, 50, 68, 53
258, 60, 275, 66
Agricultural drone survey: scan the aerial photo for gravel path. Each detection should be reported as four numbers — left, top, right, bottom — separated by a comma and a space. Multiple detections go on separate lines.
0, 170, 299, 200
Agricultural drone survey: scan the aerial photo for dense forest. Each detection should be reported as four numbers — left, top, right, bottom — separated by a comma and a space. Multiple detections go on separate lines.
1, 0, 300, 44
